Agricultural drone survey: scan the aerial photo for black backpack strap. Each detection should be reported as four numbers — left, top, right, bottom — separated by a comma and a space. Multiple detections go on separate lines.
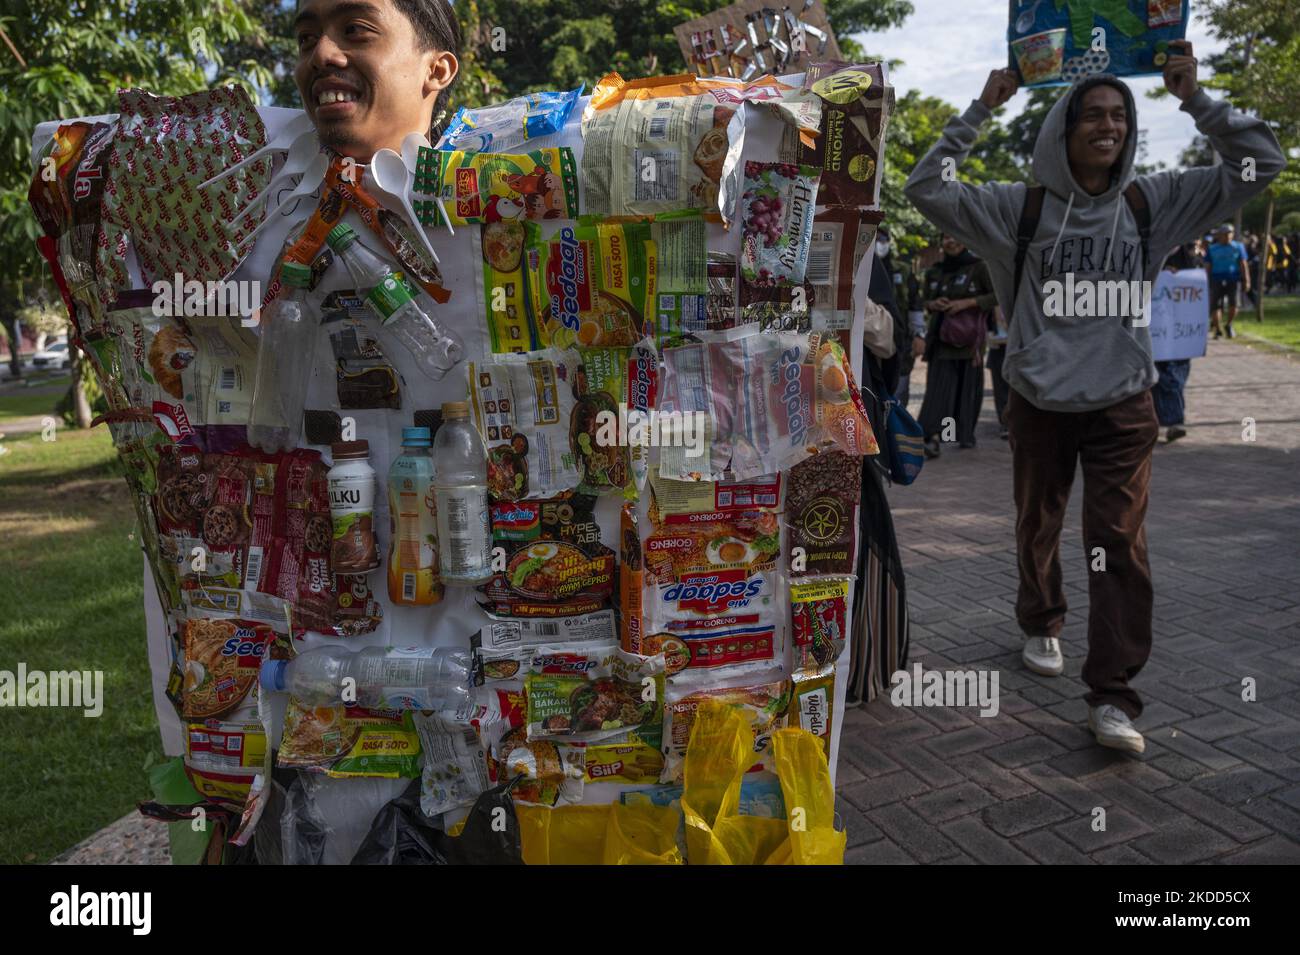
1012, 185, 1045, 312
1123, 181, 1151, 275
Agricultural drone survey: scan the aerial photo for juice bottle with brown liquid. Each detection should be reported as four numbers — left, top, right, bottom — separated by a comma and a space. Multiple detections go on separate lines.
387, 427, 443, 605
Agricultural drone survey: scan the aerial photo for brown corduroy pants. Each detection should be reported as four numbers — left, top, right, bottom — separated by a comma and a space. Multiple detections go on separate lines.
1005, 388, 1160, 718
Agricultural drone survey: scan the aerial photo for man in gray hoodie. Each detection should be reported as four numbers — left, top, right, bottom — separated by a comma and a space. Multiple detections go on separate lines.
904, 44, 1284, 754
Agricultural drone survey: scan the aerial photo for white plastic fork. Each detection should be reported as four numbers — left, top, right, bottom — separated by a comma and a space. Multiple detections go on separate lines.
199, 113, 316, 189
232, 151, 330, 248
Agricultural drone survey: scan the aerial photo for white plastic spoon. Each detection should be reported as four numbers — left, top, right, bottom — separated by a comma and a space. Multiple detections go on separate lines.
369, 147, 442, 262
1016, 0, 1044, 33
233, 151, 330, 248
199, 113, 316, 189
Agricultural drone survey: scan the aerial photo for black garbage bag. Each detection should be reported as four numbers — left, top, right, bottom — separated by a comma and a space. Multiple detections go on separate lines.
350, 778, 524, 865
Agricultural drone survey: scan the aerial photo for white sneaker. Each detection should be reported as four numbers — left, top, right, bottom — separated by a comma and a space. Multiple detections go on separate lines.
1088, 704, 1145, 754
1022, 637, 1063, 677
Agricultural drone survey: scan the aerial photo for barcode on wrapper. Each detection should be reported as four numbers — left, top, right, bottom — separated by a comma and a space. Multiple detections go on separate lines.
403, 573, 416, 602
806, 247, 833, 285
220, 367, 236, 390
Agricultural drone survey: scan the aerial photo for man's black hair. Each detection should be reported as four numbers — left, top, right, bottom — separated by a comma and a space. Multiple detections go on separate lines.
391, 0, 462, 135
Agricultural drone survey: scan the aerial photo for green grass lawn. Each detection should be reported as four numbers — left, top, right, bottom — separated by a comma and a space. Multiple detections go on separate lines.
0, 377, 68, 425
1235, 294, 1300, 350
0, 425, 162, 864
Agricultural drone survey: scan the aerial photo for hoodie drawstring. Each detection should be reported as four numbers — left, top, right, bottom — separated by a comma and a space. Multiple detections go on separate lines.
1106, 194, 1124, 269
1047, 191, 1075, 272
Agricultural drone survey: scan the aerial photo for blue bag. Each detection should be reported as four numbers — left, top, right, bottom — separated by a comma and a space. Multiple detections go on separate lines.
885, 396, 925, 486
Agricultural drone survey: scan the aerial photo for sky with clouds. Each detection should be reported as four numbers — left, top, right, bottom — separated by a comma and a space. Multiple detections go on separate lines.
853, 1, 1222, 169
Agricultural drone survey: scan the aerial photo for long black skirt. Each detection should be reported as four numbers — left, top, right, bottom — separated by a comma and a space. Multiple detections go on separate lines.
917, 356, 984, 446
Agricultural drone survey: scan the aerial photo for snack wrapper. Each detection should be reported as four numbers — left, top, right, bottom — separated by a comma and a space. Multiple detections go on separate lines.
477, 688, 586, 806
791, 666, 836, 759
469, 348, 582, 500
581, 73, 745, 221
437, 87, 583, 153
790, 579, 851, 673
102, 87, 271, 306
783, 62, 892, 210
786, 451, 861, 579
413, 146, 580, 227
739, 161, 821, 287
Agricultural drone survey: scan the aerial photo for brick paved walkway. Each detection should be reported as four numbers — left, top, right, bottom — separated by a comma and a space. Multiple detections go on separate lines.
838, 338, 1300, 864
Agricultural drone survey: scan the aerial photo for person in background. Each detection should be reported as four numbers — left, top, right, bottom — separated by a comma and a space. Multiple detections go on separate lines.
1243, 233, 1260, 307
892, 243, 927, 407
1287, 233, 1300, 294
1153, 241, 1203, 443
916, 234, 997, 456
985, 305, 1010, 439
1205, 223, 1250, 338
904, 43, 1284, 753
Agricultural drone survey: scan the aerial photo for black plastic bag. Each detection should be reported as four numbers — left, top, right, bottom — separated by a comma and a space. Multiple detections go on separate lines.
350, 778, 524, 865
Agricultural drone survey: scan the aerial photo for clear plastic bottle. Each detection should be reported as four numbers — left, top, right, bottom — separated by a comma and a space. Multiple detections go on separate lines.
324, 222, 464, 380
433, 401, 492, 583
387, 426, 443, 605
247, 261, 317, 452
259, 644, 471, 712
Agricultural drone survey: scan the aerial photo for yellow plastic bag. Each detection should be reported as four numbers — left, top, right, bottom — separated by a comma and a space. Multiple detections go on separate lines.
516, 803, 683, 865
681, 700, 845, 864
771, 728, 847, 865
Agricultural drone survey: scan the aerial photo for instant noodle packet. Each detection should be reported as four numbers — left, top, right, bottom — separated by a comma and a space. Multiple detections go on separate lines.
477, 492, 616, 619
178, 591, 286, 813
657, 330, 877, 482
276, 700, 422, 779
468, 348, 582, 500
478, 687, 586, 806
525, 646, 666, 744
573, 347, 632, 496
661, 678, 791, 783
476, 221, 539, 353
413, 146, 580, 227
525, 220, 655, 350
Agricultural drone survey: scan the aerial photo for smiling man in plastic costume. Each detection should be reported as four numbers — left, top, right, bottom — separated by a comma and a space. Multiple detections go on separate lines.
293, 0, 461, 160
905, 44, 1284, 755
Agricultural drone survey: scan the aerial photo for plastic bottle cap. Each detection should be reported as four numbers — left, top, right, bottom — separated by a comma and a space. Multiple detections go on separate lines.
326, 222, 358, 251
280, 262, 313, 288
259, 659, 286, 693
331, 440, 370, 459
442, 401, 470, 419
401, 426, 432, 446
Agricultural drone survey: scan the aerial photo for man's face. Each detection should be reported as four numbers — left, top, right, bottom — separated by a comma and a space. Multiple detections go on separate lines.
941, 235, 964, 257
1215, 229, 1232, 245
294, 0, 456, 159
1066, 85, 1129, 184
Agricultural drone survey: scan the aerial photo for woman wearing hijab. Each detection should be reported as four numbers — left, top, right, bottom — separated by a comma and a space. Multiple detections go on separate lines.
916, 234, 997, 456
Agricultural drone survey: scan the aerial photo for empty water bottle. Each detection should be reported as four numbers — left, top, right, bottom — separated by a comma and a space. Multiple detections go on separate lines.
259, 644, 471, 712
325, 223, 463, 380
247, 261, 318, 452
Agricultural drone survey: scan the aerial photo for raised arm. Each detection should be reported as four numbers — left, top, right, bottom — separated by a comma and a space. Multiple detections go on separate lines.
1138, 42, 1286, 256
904, 69, 1025, 262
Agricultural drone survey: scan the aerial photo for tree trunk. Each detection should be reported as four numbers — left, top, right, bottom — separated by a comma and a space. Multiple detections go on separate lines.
71, 347, 93, 429
0, 310, 22, 379
1257, 193, 1273, 323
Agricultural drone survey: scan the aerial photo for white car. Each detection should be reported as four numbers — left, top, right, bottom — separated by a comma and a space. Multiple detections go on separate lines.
32, 341, 71, 369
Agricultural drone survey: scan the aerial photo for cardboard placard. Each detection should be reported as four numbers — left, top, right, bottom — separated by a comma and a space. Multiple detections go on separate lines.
674, 0, 842, 80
